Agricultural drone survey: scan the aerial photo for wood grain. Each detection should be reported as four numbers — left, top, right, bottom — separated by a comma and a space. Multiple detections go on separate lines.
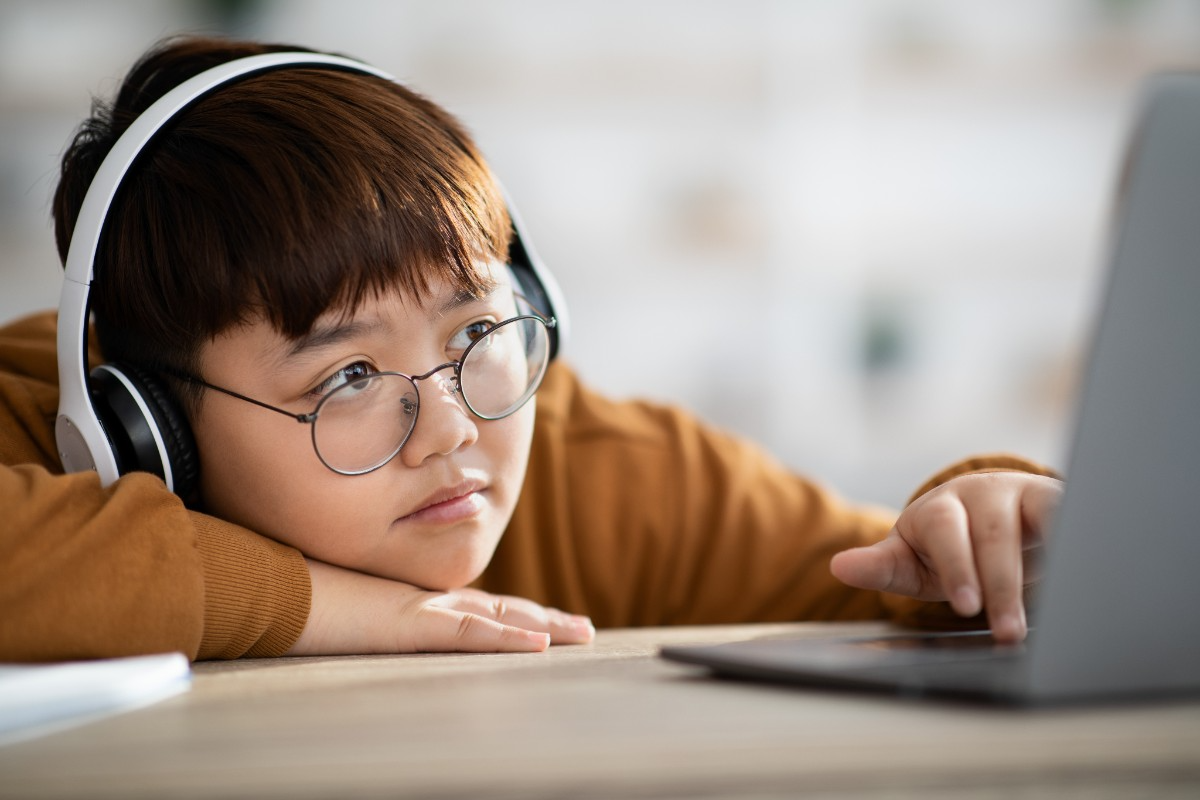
2, 623, 1198, 799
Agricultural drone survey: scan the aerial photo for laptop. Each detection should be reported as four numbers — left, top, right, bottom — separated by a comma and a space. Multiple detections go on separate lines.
661, 74, 1200, 705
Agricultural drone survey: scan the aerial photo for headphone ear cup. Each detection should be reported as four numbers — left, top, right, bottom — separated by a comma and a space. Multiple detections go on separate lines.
89, 363, 200, 505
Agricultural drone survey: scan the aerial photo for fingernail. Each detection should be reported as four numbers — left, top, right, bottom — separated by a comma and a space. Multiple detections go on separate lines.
953, 585, 981, 615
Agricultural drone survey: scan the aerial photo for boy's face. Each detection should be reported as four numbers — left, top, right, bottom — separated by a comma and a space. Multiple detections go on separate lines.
191, 263, 536, 591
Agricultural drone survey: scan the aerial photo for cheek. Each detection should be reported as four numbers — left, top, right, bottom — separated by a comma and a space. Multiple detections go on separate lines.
485, 400, 536, 497
192, 401, 370, 555
191, 393, 538, 579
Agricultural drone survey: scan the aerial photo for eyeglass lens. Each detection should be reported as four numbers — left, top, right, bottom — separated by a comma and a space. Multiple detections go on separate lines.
310, 316, 550, 474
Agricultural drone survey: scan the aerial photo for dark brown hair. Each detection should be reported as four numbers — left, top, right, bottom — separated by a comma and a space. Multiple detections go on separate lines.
53, 36, 510, 406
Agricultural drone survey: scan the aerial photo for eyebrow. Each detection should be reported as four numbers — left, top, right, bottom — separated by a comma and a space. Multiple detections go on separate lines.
282, 319, 383, 361
279, 285, 504, 363
436, 285, 501, 317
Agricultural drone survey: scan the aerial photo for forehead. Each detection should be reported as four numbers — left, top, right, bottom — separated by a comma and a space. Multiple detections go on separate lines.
316, 261, 510, 329
202, 262, 512, 370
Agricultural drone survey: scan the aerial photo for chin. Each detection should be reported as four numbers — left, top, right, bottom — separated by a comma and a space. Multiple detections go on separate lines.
413, 570, 484, 593
400, 551, 494, 592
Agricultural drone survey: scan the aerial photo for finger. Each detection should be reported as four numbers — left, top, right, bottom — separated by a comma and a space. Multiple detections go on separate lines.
437, 589, 595, 645
1021, 544, 1044, 586
964, 485, 1027, 642
1019, 476, 1065, 547
901, 492, 982, 616
830, 536, 926, 597
408, 605, 551, 653
445, 589, 595, 644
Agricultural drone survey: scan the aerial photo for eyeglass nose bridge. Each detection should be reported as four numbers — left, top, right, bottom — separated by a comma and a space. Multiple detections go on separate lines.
410, 361, 462, 398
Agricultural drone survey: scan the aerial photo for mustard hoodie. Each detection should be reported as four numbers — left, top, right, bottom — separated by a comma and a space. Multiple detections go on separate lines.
0, 311, 1054, 661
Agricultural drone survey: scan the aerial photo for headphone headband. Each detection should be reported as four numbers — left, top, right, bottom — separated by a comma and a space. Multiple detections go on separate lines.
56, 50, 566, 490
62, 53, 390, 286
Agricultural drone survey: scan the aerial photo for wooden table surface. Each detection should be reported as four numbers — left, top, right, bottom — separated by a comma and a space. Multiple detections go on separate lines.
2, 622, 1199, 799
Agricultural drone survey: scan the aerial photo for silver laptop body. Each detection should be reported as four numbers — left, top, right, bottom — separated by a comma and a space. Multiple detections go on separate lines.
662, 74, 1200, 705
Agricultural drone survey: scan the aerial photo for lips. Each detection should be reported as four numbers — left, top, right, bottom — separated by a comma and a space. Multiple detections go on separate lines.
399, 478, 487, 524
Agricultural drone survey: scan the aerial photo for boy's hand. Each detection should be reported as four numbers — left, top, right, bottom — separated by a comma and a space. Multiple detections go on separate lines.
285, 558, 595, 656
830, 472, 1063, 643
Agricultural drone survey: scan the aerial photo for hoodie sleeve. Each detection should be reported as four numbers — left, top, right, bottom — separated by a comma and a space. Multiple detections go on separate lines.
0, 311, 310, 662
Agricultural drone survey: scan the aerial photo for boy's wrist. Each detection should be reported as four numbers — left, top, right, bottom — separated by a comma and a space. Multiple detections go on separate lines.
906, 453, 1062, 506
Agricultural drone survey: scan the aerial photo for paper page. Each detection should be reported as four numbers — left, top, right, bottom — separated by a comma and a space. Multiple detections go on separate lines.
0, 652, 191, 746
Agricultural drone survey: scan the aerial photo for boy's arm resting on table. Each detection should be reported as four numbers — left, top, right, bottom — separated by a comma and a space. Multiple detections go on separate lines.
0, 463, 589, 661
0, 311, 309, 662
0, 311, 589, 661
0, 463, 311, 662
289, 560, 592, 656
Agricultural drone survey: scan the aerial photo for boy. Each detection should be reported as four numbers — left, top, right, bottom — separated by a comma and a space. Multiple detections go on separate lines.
0, 36, 1060, 662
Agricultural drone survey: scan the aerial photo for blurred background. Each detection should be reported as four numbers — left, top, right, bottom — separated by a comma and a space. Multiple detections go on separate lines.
2, 0, 1198, 506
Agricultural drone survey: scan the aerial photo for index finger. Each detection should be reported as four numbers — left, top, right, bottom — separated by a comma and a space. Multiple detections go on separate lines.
405, 604, 551, 653
436, 589, 595, 644
963, 483, 1027, 642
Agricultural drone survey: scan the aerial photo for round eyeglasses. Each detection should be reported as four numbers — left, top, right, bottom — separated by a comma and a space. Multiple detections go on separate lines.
177, 310, 555, 475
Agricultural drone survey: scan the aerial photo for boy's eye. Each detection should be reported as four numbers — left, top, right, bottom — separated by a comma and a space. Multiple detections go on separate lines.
312, 361, 376, 397
448, 320, 496, 354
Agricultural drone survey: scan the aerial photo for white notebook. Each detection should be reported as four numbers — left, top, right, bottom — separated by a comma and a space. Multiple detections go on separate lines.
0, 652, 191, 745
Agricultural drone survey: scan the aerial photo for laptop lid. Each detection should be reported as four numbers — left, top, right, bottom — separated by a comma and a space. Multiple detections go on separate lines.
1024, 72, 1200, 701
662, 73, 1200, 705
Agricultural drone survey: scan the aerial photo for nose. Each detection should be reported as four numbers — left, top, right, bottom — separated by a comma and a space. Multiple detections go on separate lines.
398, 363, 478, 467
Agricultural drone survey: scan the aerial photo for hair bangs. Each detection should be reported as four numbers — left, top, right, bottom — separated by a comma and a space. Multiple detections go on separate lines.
79, 56, 512, 377
202, 70, 512, 340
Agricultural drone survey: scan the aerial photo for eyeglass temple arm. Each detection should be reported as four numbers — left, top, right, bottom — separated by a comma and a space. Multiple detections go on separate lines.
513, 291, 555, 326
165, 369, 316, 424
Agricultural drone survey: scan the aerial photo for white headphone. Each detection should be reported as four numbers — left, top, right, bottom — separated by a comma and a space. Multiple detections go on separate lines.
55, 51, 568, 497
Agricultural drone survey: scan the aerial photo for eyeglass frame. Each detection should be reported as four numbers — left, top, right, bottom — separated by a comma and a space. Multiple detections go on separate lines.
166, 298, 556, 476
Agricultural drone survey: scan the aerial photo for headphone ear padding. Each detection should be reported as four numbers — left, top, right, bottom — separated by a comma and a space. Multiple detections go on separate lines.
90, 363, 200, 504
